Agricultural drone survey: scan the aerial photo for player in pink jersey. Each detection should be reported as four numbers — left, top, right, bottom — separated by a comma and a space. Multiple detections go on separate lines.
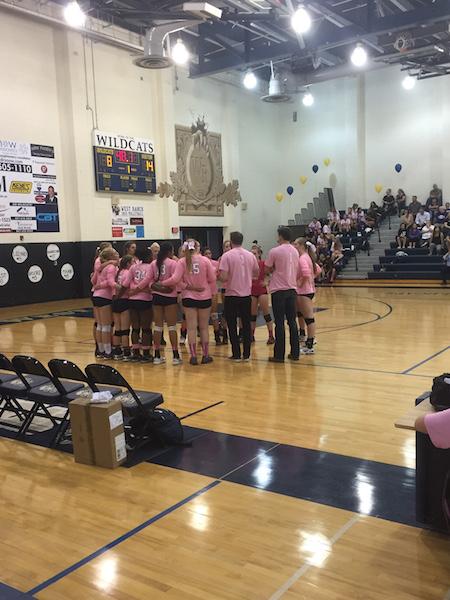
111, 254, 134, 361
293, 238, 322, 355
163, 239, 216, 365
203, 247, 221, 345
128, 248, 154, 362
148, 242, 181, 366
90, 242, 112, 357
217, 239, 231, 345
250, 243, 274, 345
92, 247, 119, 359
265, 227, 300, 362
218, 231, 259, 361
176, 244, 188, 344
122, 241, 139, 264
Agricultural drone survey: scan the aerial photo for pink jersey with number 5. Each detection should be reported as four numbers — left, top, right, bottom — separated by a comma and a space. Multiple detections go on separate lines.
163, 255, 215, 301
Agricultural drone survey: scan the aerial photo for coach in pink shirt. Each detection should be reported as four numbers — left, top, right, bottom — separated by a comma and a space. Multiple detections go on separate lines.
219, 231, 259, 361
265, 226, 300, 362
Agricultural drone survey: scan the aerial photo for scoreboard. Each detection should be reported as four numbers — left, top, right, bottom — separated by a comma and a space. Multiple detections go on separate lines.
92, 131, 157, 194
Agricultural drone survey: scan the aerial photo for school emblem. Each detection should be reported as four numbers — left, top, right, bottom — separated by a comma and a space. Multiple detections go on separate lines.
157, 118, 241, 216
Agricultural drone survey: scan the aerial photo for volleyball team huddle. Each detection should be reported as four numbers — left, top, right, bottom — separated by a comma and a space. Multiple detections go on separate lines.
91, 226, 320, 365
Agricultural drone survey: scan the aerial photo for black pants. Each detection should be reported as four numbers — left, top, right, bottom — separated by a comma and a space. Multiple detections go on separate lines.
271, 289, 299, 360
224, 295, 252, 359
442, 266, 450, 284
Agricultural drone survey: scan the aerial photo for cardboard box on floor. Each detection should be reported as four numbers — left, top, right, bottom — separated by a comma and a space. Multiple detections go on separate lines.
69, 398, 127, 468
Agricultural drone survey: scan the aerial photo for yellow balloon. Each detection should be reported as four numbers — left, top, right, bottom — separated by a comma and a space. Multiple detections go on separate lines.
375, 184, 383, 193
300, 176, 307, 184
324, 158, 331, 167
275, 192, 284, 202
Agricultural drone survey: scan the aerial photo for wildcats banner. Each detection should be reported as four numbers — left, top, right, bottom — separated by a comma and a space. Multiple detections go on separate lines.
0, 139, 59, 233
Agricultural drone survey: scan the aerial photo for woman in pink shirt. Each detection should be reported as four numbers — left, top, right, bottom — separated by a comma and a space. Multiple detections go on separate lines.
92, 247, 119, 359
294, 238, 321, 355
217, 239, 231, 346
90, 242, 112, 357
203, 247, 221, 345
250, 244, 274, 345
148, 242, 181, 366
163, 239, 216, 365
112, 254, 134, 361
128, 248, 154, 362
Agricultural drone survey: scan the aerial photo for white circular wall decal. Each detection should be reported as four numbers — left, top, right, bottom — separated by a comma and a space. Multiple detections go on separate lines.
28, 265, 43, 283
12, 245, 28, 264
46, 244, 60, 261
61, 263, 74, 280
0, 267, 9, 286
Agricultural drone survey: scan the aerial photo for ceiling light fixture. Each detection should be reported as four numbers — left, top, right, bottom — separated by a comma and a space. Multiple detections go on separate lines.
291, 5, 311, 34
302, 91, 314, 106
402, 74, 416, 90
351, 43, 367, 67
171, 38, 190, 65
243, 70, 258, 90
63, 1, 86, 28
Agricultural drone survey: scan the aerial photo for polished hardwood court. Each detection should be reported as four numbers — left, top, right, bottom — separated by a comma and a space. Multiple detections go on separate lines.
0, 287, 449, 599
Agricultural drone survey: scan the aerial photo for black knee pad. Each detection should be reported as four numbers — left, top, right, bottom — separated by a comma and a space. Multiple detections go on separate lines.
131, 328, 140, 335
251, 315, 257, 322
264, 314, 272, 323
305, 317, 315, 325
141, 328, 152, 335
94, 321, 98, 328
297, 312, 303, 319
182, 313, 186, 320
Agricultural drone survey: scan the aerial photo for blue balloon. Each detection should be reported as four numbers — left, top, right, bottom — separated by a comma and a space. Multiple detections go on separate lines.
287, 186, 294, 196
312, 164, 319, 173
395, 163, 402, 173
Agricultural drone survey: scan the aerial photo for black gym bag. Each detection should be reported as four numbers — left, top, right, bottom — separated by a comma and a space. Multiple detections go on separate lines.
430, 374, 450, 411
128, 408, 189, 448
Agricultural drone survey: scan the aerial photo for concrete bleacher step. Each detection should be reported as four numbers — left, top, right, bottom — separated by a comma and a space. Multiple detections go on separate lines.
368, 271, 442, 280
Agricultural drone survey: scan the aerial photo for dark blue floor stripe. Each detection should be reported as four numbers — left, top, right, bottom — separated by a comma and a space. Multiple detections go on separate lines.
149, 431, 417, 527
180, 401, 224, 421
402, 346, 450, 374
0, 582, 36, 598
27, 480, 221, 596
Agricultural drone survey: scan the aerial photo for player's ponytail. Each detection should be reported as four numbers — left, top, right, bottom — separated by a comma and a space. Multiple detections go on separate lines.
183, 239, 197, 273
156, 242, 173, 281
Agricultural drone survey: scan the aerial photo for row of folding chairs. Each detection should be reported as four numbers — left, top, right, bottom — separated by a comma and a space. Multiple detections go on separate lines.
0, 354, 164, 450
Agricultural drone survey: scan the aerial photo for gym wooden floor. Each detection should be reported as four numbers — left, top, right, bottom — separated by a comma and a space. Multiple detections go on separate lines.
1, 287, 450, 599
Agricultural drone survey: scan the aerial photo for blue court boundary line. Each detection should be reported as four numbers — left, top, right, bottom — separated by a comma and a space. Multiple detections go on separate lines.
27, 480, 221, 596
402, 346, 450, 375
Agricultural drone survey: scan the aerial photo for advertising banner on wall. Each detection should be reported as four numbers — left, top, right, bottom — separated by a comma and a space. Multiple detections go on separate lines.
0, 140, 60, 233
111, 204, 144, 239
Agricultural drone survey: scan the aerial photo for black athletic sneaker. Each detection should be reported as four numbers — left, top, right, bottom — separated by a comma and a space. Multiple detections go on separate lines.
287, 354, 300, 361
190, 356, 198, 365
228, 356, 241, 362
201, 356, 213, 364
130, 352, 141, 362
103, 353, 114, 360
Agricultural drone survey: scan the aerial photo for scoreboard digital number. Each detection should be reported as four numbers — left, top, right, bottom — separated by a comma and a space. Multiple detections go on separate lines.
93, 147, 157, 194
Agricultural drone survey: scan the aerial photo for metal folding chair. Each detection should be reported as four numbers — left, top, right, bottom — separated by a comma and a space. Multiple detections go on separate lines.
11, 355, 83, 444
85, 363, 163, 450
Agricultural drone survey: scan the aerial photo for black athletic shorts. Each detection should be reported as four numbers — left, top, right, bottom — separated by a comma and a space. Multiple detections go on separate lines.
112, 298, 129, 313
182, 298, 212, 309
128, 299, 153, 312
298, 293, 315, 300
92, 296, 112, 308
152, 294, 178, 306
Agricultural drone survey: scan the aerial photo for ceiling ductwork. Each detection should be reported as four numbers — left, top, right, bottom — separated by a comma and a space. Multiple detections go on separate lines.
134, 20, 200, 69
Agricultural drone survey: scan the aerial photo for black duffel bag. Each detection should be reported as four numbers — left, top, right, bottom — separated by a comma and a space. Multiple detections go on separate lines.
430, 374, 450, 411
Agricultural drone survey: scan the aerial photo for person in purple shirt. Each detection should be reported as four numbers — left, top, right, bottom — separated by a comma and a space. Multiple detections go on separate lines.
407, 223, 421, 248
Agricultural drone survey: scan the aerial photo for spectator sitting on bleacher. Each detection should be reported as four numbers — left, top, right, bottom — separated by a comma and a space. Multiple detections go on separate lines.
383, 189, 396, 215
322, 221, 331, 235
327, 209, 340, 223
308, 218, 322, 235
420, 221, 433, 248
409, 196, 422, 216
435, 206, 447, 227
407, 223, 421, 248
415, 207, 431, 227
396, 223, 408, 249
328, 241, 344, 283
400, 209, 414, 229
445, 202, 450, 217
427, 195, 441, 220
430, 226, 444, 256
443, 218, 450, 240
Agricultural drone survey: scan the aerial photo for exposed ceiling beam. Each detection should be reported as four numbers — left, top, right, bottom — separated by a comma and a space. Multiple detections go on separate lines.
385, 0, 415, 12
191, 0, 450, 77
